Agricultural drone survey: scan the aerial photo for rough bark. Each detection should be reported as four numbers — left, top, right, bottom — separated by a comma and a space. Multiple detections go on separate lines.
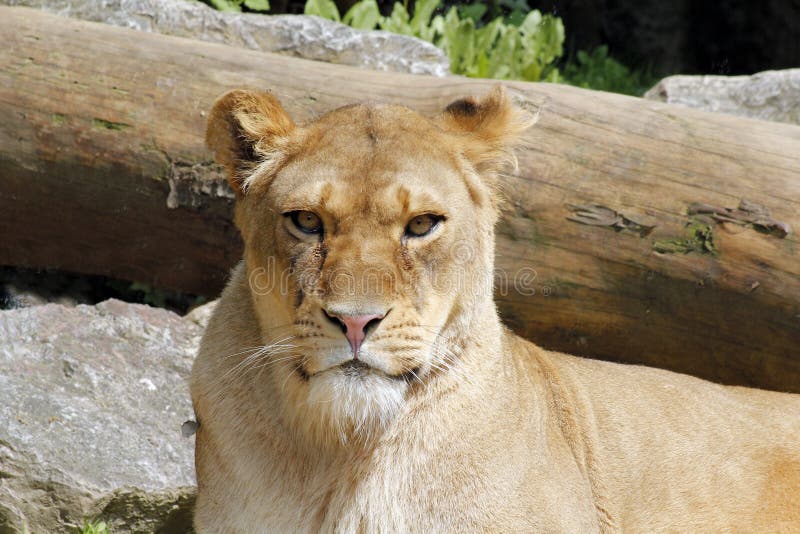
1, 7, 798, 391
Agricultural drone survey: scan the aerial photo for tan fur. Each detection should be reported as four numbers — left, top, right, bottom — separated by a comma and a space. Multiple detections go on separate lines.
191, 86, 800, 532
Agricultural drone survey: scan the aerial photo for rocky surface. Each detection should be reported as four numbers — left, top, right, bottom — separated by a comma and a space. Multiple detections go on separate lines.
0, 299, 215, 533
4, 0, 450, 76
644, 69, 800, 125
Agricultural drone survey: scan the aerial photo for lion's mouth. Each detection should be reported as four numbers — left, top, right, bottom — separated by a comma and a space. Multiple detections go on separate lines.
331, 359, 420, 382
340, 359, 420, 382
340, 359, 371, 376
297, 359, 420, 383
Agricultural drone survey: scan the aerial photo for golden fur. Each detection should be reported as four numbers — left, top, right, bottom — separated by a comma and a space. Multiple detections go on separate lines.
191, 86, 800, 532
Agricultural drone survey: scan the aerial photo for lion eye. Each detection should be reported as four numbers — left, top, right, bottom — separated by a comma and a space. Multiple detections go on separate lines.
289, 210, 323, 234
405, 214, 442, 238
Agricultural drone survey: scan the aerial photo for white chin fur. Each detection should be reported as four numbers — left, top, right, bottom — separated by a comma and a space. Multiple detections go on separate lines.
303, 370, 406, 442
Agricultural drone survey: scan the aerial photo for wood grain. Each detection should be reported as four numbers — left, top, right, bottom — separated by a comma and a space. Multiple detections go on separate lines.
1, 7, 798, 390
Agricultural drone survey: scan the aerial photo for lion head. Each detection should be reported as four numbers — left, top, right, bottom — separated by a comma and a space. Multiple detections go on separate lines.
206, 86, 530, 443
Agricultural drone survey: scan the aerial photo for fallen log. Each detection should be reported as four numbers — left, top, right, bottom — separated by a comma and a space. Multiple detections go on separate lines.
1, 7, 798, 391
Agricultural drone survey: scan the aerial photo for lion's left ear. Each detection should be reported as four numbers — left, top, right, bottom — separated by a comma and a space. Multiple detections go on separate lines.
440, 85, 533, 175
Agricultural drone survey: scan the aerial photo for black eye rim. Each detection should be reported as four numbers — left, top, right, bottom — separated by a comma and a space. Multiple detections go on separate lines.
404, 213, 445, 239
286, 210, 323, 235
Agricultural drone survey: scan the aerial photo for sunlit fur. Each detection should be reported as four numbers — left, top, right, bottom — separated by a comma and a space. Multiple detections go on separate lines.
191, 87, 800, 532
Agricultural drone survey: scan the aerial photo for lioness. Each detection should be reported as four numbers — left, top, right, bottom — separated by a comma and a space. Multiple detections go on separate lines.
190, 86, 800, 532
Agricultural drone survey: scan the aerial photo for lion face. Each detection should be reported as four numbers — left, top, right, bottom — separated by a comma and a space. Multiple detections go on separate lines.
206, 87, 529, 441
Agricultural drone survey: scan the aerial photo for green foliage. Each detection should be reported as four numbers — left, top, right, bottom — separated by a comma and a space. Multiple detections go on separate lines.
310, 0, 565, 82
342, 0, 380, 29
200, 0, 270, 13
453, 0, 531, 26
243, 0, 271, 10
304, 0, 340, 21
196, 0, 657, 95
457, 2, 486, 23
79, 521, 110, 534
562, 45, 656, 96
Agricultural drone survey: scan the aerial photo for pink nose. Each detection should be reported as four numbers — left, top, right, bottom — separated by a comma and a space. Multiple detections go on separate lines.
326, 312, 385, 357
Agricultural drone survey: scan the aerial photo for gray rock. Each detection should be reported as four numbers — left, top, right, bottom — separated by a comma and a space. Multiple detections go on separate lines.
3, 0, 450, 76
644, 69, 800, 125
0, 300, 202, 533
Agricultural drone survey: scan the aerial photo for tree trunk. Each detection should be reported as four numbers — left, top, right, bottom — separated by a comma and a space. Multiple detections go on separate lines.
1, 7, 798, 391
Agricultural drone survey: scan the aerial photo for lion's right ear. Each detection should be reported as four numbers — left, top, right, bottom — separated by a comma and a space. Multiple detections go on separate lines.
206, 89, 296, 195
440, 85, 533, 176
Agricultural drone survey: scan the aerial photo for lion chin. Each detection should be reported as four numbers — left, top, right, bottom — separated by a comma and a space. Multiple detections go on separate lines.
190, 86, 800, 533
286, 340, 428, 443
300, 362, 408, 442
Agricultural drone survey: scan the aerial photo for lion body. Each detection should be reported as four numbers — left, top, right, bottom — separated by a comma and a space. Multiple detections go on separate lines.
191, 88, 800, 532
194, 266, 800, 532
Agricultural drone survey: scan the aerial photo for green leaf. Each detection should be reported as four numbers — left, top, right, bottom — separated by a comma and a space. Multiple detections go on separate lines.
409, 0, 439, 38
472, 51, 490, 78
520, 60, 541, 81
540, 15, 565, 60
487, 26, 518, 79
498, 0, 530, 15
459, 3, 486, 23
437, 8, 476, 75
243, 0, 270, 11
343, 0, 380, 29
430, 13, 445, 35
81, 521, 110, 534
304, 0, 340, 22
518, 8, 541, 34
505, 9, 525, 26
474, 18, 502, 54
379, 2, 411, 35
512, 10, 564, 81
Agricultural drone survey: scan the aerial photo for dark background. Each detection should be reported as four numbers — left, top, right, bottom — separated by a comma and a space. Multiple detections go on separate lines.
537, 0, 800, 76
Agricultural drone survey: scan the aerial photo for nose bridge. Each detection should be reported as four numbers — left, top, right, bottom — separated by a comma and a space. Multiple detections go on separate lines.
322, 229, 397, 305
339, 222, 387, 261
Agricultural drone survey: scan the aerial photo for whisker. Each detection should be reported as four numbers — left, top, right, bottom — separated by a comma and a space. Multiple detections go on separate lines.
280, 362, 298, 392
221, 335, 297, 382
249, 352, 300, 372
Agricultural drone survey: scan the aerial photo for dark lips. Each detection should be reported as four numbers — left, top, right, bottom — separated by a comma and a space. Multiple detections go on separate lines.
338, 359, 420, 382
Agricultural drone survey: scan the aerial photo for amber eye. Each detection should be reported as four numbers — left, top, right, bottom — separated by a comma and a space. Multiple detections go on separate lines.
405, 214, 443, 238
289, 210, 323, 234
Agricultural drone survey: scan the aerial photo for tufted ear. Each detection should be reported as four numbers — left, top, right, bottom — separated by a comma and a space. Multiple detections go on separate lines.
206, 89, 296, 195
440, 85, 532, 176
